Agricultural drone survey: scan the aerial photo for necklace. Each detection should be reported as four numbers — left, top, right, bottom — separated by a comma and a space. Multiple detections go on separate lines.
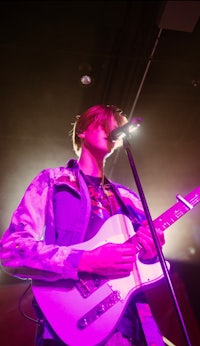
84, 174, 112, 213
84, 175, 105, 195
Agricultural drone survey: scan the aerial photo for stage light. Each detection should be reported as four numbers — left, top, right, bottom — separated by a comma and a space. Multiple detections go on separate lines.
79, 63, 93, 87
80, 74, 92, 86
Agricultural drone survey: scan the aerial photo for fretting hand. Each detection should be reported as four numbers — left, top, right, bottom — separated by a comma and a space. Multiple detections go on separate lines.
136, 220, 165, 260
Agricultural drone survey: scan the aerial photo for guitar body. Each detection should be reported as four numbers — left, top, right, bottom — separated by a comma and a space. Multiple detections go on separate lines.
33, 214, 169, 346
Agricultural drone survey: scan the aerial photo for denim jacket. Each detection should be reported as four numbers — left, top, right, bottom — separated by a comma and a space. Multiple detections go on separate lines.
0, 159, 145, 282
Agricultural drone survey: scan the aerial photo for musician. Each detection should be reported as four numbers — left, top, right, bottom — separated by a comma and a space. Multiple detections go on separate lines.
0, 105, 165, 345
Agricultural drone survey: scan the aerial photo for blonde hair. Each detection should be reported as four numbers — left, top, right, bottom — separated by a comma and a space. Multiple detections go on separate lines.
71, 104, 127, 156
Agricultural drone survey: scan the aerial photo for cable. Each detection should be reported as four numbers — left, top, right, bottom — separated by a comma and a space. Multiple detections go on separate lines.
18, 280, 39, 324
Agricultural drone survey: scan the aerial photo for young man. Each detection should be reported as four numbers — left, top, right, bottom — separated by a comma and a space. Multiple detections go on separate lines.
0, 105, 165, 345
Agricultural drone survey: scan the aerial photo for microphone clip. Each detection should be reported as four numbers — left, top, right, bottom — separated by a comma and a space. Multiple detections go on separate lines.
108, 117, 142, 142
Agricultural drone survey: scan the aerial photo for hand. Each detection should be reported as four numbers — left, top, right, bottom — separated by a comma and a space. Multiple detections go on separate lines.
136, 220, 165, 260
78, 242, 137, 276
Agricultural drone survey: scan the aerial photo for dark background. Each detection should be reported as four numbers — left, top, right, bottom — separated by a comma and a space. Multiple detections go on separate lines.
0, 1, 200, 345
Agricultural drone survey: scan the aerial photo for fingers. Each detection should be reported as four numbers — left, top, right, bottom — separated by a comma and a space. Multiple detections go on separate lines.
118, 243, 138, 255
97, 243, 137, 273
136, 223, 165, 260
157, 229, 165, 246
102, 243, 136, 264
137, 225, 165, 246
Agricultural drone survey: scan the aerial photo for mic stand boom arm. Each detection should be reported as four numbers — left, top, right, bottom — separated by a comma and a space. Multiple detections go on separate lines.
122, 136, 192, 346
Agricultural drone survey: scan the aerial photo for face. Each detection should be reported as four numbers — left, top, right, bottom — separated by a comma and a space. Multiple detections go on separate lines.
79, 116, 119, 159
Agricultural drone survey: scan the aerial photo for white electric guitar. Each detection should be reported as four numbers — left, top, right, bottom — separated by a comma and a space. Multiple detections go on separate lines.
32, 187, 200, 346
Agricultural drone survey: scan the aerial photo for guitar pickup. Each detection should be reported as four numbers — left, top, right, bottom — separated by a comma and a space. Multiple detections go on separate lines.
76, 274, 107, 298
77, 290, 121, 329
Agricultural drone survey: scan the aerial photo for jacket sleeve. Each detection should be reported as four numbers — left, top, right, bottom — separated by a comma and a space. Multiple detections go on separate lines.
0, 169, 83, 282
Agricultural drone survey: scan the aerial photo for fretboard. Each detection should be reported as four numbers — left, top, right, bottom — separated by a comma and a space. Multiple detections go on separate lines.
130, 186, 200, 253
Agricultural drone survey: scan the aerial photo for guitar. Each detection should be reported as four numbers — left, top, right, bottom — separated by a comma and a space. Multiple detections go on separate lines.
32, 186, 200, 346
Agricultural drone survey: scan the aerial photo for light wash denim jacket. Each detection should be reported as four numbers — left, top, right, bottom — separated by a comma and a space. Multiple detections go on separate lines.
0, 159, 145, 282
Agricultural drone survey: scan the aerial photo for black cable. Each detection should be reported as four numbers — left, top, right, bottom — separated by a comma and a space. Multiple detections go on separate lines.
18, 280, 39, 324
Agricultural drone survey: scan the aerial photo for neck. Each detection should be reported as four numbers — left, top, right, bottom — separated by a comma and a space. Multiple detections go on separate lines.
78, 148, 105, 177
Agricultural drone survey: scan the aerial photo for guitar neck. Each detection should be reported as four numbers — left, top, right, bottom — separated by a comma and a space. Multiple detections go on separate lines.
154, 187, 200, 231
130, 186, 200, 252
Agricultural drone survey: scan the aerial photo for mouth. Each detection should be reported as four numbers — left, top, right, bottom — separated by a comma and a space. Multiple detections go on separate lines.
107, 140, 115, 149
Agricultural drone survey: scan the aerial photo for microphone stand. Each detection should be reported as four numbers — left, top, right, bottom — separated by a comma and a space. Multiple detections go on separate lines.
122, 136, 192, 346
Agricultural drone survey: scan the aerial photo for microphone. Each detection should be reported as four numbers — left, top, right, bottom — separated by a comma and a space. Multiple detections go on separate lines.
107, 117, 142, 142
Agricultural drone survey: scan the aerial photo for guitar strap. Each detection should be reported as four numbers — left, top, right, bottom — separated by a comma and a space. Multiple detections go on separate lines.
136, 303, 165, 346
